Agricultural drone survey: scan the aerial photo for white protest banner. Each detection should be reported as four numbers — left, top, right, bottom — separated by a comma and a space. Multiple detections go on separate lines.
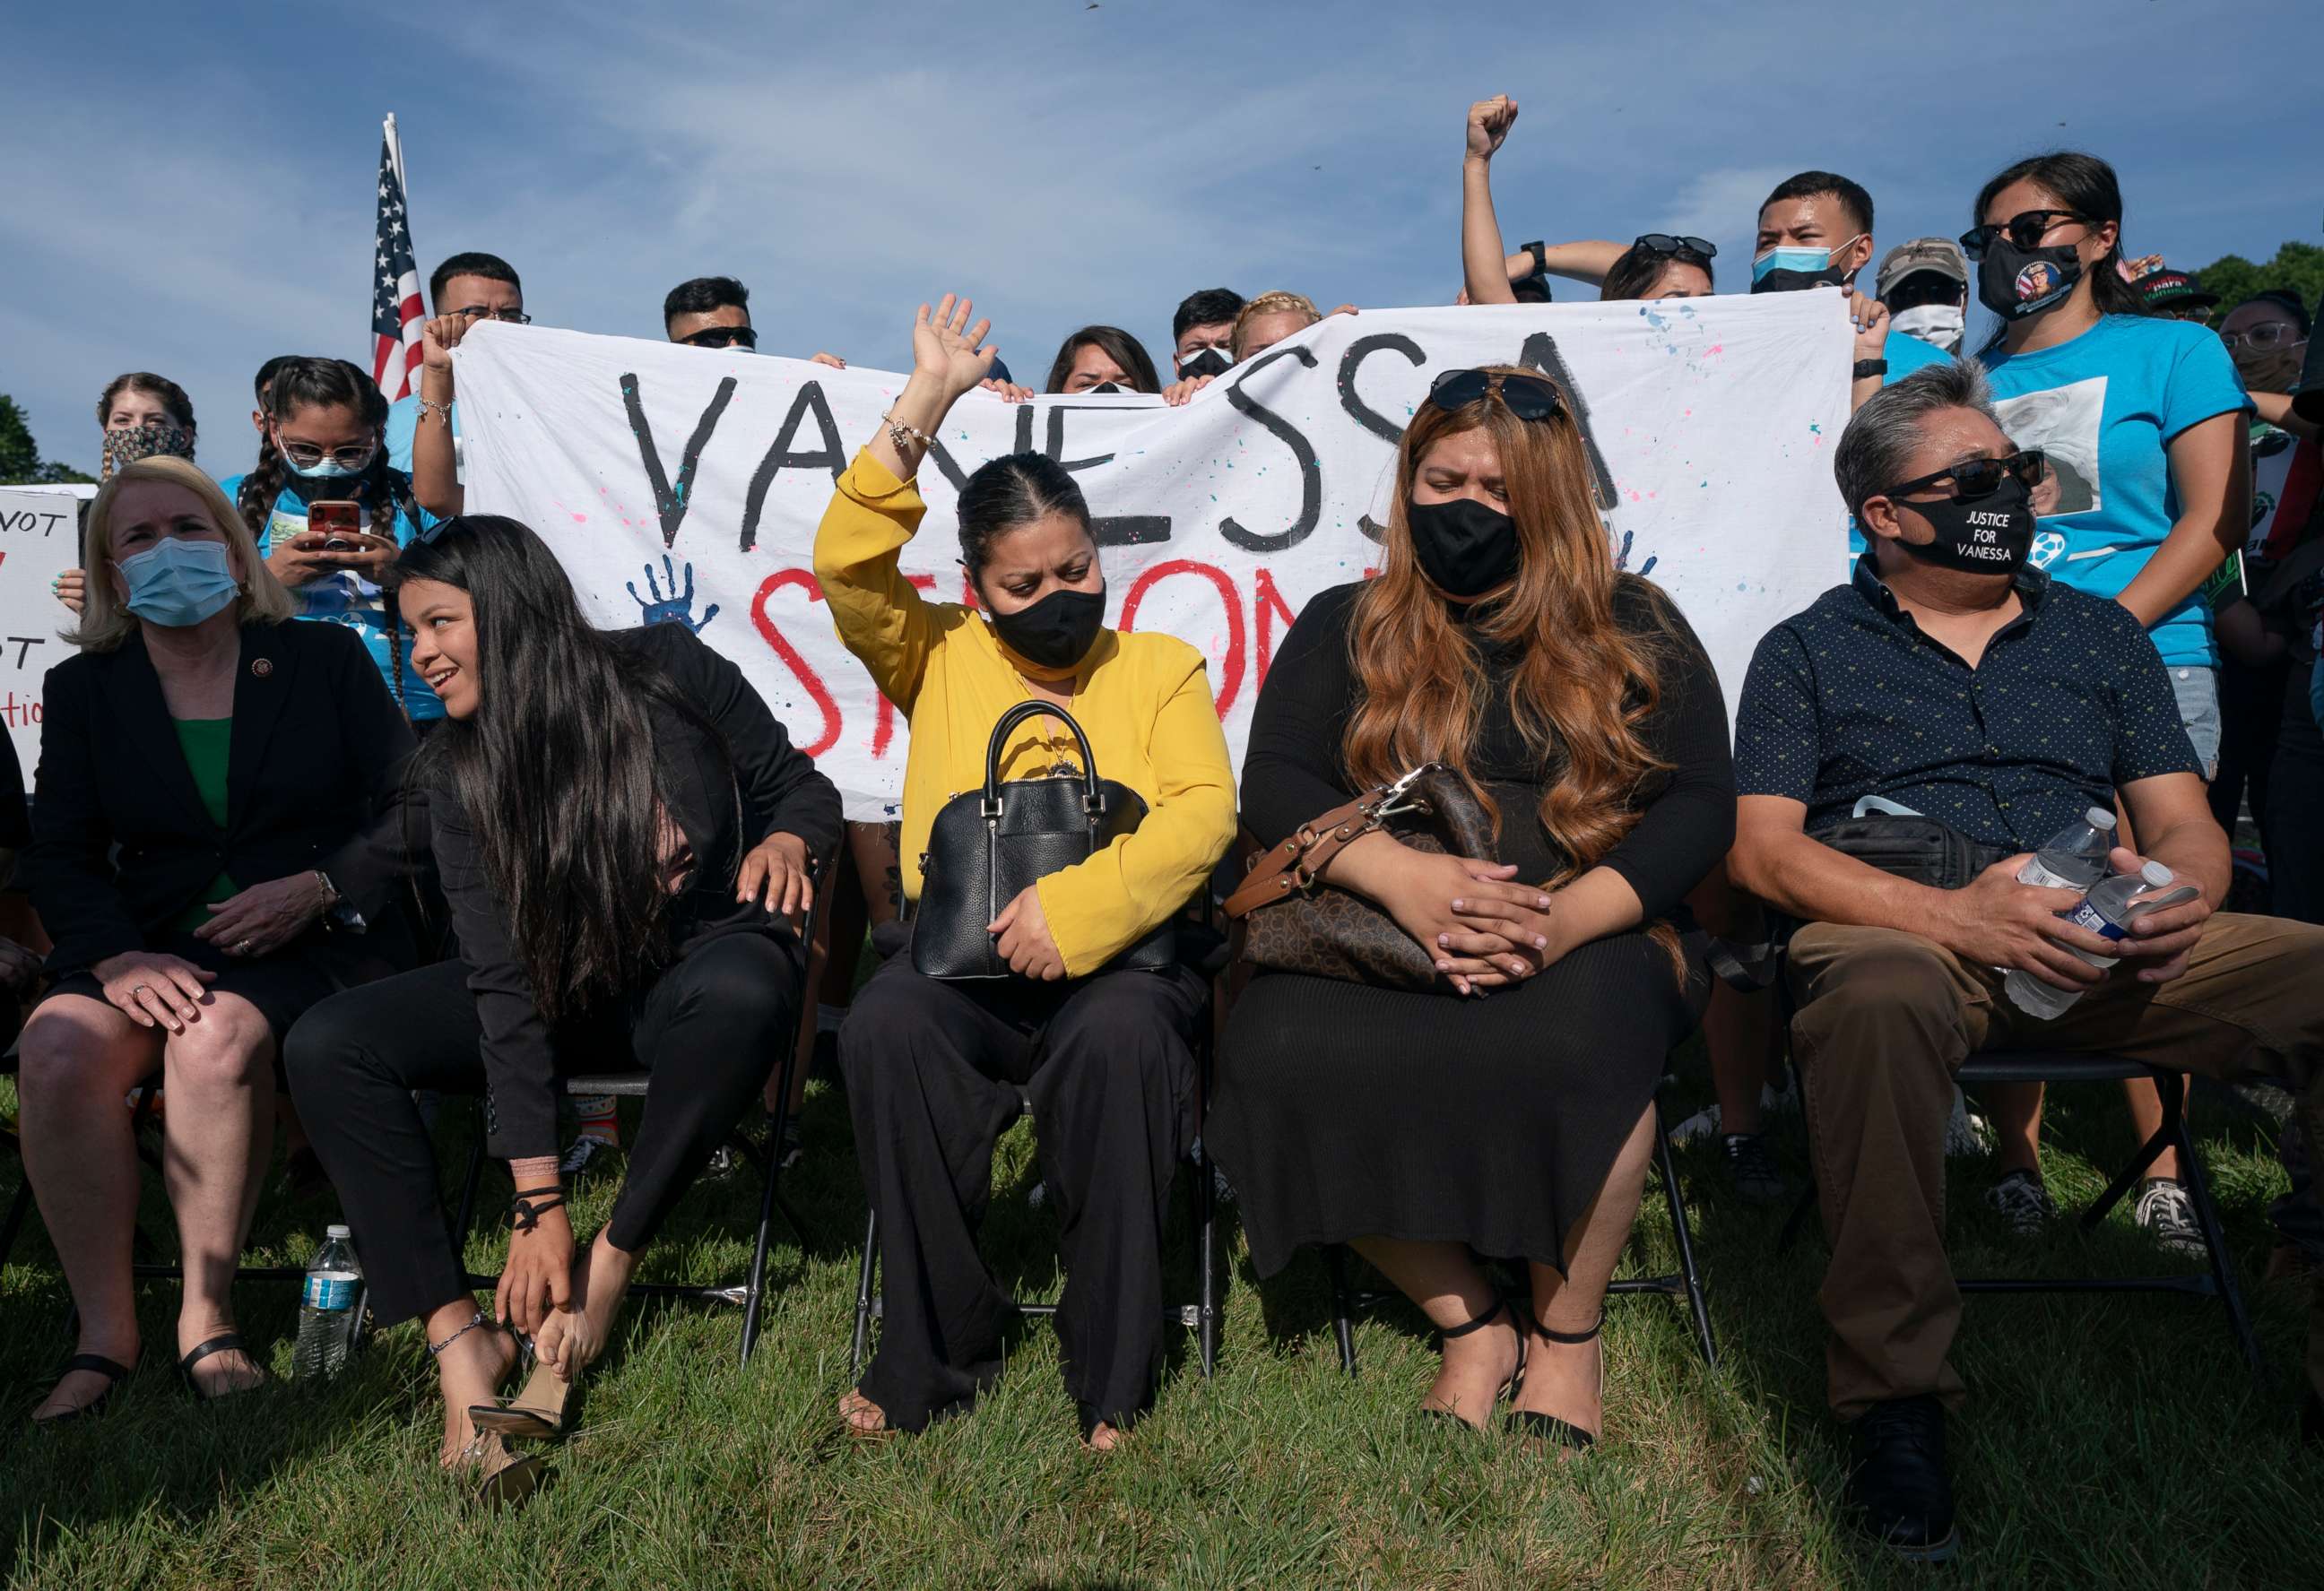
0, 487, 89, 790
455, 295, 1853, 819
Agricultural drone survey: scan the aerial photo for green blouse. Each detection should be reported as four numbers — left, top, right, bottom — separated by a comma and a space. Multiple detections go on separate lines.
170, 718, 237, 935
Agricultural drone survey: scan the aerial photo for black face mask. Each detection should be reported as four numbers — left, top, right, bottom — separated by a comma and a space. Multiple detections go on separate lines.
1407, 497, 1521, 597
1089, 381, 1123, 394
1895, 475, 2036, 575
989, 584, 1107, 670
1975, 238, 2084, 321
1179, 347, 1231, 381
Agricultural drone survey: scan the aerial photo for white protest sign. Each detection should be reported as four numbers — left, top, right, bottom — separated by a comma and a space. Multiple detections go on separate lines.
455, 296, 1853, 820
0, 487, 88, 791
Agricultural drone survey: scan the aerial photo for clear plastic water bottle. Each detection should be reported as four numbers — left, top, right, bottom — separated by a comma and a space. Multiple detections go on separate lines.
2016, 807, 2117, 890
293, 1224, 362, 1380
2005, 860, 2175, 1020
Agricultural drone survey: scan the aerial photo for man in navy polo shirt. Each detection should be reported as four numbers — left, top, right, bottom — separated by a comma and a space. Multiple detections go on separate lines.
1729, 363, 2324, 1563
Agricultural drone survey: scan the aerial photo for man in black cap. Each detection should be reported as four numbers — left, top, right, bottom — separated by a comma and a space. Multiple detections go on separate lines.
2138, 269, 2221, 324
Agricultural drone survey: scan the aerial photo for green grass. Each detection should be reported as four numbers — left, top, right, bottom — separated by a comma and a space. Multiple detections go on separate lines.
2, 1053, 2317, 1590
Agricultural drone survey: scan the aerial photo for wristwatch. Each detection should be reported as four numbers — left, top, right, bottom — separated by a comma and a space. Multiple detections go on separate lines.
313, 869, 368, 935
1522, 239, 1548, 280
1852, 359, 1890, 380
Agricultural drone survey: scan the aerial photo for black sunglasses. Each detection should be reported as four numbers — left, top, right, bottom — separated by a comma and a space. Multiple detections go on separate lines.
680, 324, 758, 350
1634, 233, 1717, 260
1958, 210, 2086, 261
1884, 448, 2047, 502
1426, 368, 1565, 422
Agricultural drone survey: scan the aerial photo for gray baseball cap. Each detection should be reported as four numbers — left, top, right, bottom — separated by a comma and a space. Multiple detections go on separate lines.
1876, 237, 1970, 299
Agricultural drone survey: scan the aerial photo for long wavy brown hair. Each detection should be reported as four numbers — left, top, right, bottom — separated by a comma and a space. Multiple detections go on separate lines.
1346, 366, 1684, 967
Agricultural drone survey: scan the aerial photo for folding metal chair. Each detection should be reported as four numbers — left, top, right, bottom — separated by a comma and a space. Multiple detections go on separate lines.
1320, 1059, 1718, 1374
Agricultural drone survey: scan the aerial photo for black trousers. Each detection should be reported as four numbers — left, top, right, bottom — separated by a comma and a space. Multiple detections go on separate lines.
287, 931, 802, 1327
2266, 678, 2324, 925
843, 953, 1204, 1433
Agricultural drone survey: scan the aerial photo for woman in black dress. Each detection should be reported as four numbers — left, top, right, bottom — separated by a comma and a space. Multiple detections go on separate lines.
287, 516, 840, 1502
1208, 367, 1733, 1448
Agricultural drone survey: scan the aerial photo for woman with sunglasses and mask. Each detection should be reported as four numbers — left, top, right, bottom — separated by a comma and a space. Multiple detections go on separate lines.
221, 357, 446, 723
1964, 151, 2252, 1249
1460, 98, 1715, 307
1209, 367, 1733, 1448
811, 295, 1236, 1452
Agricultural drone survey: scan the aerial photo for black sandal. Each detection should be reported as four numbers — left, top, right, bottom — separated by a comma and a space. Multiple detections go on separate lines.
32, 1352, 134, 1424
1426, 1295, 1527, 1426
178, 1334, 267, 1402
1506, 1312, 1603, 1450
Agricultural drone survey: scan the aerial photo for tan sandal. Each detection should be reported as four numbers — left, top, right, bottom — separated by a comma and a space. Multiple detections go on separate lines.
458, 1431, 546, 1509
469, 1350, 577, 1441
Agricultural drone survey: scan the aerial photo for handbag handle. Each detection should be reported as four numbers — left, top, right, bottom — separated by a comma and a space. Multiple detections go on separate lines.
1223, 763, 1444, 919
982, 699, 1104, 816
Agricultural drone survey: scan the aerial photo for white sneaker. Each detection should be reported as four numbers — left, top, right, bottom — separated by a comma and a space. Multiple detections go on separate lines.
1944, 1086, 1991, 1159
1668, 1102, 1723, 1146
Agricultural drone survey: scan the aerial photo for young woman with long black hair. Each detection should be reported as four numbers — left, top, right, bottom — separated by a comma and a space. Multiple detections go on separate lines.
285, 516, 840, 1502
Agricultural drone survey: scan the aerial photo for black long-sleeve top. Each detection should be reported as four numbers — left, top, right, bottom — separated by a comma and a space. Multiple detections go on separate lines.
1240, 577, 1735, 921
434, 621, 843, 1160
27, 620, 415, 979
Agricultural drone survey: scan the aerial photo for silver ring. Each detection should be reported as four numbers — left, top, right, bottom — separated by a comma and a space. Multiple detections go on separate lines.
233, 939, 255, 955
132, 984, 151, 997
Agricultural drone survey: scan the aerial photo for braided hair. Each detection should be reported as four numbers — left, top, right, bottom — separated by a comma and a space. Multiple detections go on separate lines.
241, 357, 419, 540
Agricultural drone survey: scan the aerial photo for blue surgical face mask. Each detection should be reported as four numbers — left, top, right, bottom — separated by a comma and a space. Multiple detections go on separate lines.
1749, 234, 1866, 294
115, 538, 241, 628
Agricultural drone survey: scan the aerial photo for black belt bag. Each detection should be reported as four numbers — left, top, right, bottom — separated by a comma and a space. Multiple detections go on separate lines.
1808, 813, 2012, 892
913, 700, 1175, 980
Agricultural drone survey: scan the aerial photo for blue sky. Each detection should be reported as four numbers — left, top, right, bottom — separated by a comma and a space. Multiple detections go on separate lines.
7, 0, 2319, 478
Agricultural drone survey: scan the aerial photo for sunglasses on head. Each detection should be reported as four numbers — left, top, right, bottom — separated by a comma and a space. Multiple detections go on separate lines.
680, 324, 758, 350
1884, 448, 2047, 502
1633, 233, 1716, 260
1426, 368, 1565, 422
1958, 209, 2086, 261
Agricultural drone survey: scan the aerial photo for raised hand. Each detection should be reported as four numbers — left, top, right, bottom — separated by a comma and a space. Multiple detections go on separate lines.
1466, 96, 1518, 162
912, 294, 999, 402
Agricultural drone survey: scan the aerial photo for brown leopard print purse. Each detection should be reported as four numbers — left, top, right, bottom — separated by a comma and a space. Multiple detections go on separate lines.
1224, 763, 1495, 992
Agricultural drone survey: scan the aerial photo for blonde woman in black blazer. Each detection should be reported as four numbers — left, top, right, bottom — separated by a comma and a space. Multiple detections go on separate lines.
20, 457, 412, 1422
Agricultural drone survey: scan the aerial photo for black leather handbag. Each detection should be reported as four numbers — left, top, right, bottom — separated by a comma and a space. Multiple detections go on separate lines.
913, 701, 1175, 980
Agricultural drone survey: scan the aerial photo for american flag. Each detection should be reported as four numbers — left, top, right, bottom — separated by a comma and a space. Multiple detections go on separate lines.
369, 116, 424, 402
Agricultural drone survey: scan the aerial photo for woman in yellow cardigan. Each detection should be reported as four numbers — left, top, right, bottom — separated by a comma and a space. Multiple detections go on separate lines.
814, 294, 1235, 1450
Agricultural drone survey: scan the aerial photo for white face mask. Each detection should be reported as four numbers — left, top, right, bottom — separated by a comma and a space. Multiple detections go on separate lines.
1890, 303, 1965, 352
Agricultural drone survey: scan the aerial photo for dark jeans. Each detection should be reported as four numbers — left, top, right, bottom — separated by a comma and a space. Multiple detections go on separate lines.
842, 953, 1204, 1434
287, 931, 802, 1326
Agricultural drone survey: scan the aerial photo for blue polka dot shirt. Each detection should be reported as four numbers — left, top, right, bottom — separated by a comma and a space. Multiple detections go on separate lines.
1734, 558, 2200, 852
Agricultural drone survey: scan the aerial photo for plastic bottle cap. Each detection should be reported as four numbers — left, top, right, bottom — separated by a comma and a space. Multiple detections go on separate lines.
2086, 807, 2117, 830
325, 1224, 351, 1239
2139, 861, 2172, 886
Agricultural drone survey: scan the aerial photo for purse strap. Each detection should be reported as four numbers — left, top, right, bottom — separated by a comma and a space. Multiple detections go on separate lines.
1223, 763, 1443, 919
983, 699, 1104, 816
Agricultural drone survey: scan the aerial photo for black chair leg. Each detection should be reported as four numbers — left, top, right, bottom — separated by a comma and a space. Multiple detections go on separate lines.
2172, 1110, 2265, 1381
448, 1113, 488, 1260
0, 1174, 31, 1276
740, 1035, 806, 1368
2083, 1074, 2181, 1229
849, 1206, 880, 1379
1655, 1111, 1717, 1369
1194, 1138, 1218, 1379
1323, 1245, 1357, 1376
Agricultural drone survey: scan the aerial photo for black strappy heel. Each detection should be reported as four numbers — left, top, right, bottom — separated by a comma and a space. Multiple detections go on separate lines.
1426, 1294, 1528, 1426
178, 1334, 267, 1402
32, 1352, 134, 1424
1506, 1312, 1603, 1450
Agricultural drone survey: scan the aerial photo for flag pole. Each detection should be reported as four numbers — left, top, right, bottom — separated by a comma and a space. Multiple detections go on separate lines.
384, 112, 406, 194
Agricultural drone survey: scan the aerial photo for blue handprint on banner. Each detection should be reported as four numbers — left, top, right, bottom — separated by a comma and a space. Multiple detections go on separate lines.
628, 556, 720, 632
1613, 527, 1658, 579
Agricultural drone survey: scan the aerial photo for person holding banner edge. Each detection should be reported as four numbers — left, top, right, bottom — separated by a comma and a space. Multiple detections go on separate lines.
813, 293, 1236, 1450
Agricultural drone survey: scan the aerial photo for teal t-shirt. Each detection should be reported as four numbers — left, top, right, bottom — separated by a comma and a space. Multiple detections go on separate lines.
223, 471, 445, 719
1979, 315, 2251, 669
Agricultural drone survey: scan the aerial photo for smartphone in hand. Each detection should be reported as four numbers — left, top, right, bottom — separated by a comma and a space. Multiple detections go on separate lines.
308, 501, 362, 552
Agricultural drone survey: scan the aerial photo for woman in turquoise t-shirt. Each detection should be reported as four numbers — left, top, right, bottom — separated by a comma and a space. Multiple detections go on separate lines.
1961, 152, 2250, 1254
221, 357, 444, 721
1967, 152, 2248, 773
